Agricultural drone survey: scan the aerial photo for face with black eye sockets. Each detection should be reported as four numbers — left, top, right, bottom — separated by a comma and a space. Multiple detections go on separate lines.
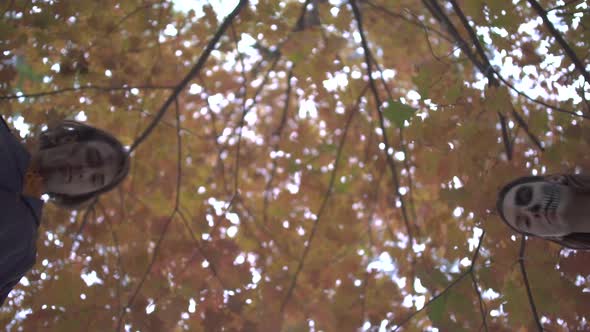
38, 140, 120, 195
501, 182, 570, 237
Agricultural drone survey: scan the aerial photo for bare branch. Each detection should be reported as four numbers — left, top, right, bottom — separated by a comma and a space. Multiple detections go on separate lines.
264, 69, 294, 225
361, 168, 386, 323
363, 0, 453, 43
99, 202, 125, 316
470, 272, 489, 332
280, 85, 368, 314
498, 112, 513, 160
425, 0, 550, 158
526, 0, 590, 85
371, 54, 418, 225
392, 231, 486, 331
116, 96, 184, 331
447, 0, 496, 82
0, 85, 174, 100
350, 0, 414, 245
445, 0, 589, 122
226, 23, 250, 211
422, 0, 487, 75
519, 236, 544, 332
510, 109, 544, 152
219, 55, 280, 217
492, 66, 590, 121
176, 210, 227, 289
129, 0, 248, 152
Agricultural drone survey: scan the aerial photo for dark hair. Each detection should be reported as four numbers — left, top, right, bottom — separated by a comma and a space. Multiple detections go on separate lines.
496, 175, 590, 250
39, 120, 130, 209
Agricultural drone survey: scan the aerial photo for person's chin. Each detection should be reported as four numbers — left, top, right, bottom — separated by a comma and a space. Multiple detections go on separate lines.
553, 211, 569, 231
45, 181, 63, 195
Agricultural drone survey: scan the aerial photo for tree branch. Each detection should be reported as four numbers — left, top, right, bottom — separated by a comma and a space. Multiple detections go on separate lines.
371, 54, 419, 225
99, 202, 125, 317
392, 231, 486, 331
176, 210, 227, 289
0, 85, 174, 100
350, 0, 414, 245
425, 0, 549, 158
263, 69, 293, 225
363, 0, 453, 43
510, 108, 544, 151
361, 168, 385, 324
422, 0, 487, 75
226, 23, 250, 212
470, 272, 489, 332
279, 84, 368, 315
116, 97, 184, 331
498, 112, 513, 160
492, 66, 590, 120
526, 0, 590, 84
519, 236, 543, 332
129, 0, 248, 152
447, 0, 496, 82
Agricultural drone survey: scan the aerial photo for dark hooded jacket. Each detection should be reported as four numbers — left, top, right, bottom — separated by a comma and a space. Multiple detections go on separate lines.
0, 116, 43, 307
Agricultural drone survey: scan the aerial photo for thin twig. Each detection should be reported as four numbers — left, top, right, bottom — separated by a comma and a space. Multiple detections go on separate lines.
371, 54, 418, 226
0, 85, 174, 100
213, 55, 280, 222
363, 0, 453, 43
519, 236, 544, 332
176, 210, 227, 289
470, 272, 489, 332
492, 65, 590, 121
422, 0, 487, 75
229, 23, 249, 204
279, 85, 368, 314
510, 108, 544, 151
427, 0, 549, 157
116, 97, 184, 331
360, 168, 386, 324
110, 2, 155, 33
392, 231, 486, 331
498, 112, 513, 160
350, 0, 414, 246
263, 69, 293, 225
448, 0, 495, 81
98, 202, 125, 317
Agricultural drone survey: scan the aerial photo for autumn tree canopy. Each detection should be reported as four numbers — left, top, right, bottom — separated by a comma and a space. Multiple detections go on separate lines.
1, 0, 590, 330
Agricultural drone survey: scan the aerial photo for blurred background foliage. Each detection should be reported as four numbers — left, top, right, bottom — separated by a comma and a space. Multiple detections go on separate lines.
1, 0, 589, 331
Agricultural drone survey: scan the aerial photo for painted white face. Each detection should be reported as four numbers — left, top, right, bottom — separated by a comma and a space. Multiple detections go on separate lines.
501, 181, 572, 237
38, 141, 120, 196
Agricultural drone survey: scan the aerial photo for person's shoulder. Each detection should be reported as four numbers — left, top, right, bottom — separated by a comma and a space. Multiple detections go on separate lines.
0, 116, 11, 132
0, 192, 43, 229
0, 116, 18, 142
0, 193, 40, 301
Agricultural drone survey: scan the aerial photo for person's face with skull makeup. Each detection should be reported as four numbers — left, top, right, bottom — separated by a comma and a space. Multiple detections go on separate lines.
501, 179, 575, 237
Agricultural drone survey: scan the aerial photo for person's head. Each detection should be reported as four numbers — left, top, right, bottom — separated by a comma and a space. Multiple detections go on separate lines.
497, 174, 590, 249
36, 120, 130, 208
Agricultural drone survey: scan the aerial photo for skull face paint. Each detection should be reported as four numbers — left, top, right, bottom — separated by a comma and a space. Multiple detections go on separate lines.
501, 181, 572, 237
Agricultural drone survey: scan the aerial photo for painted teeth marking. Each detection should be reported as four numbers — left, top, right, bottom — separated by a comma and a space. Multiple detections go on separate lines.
542, 185, 560, 219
